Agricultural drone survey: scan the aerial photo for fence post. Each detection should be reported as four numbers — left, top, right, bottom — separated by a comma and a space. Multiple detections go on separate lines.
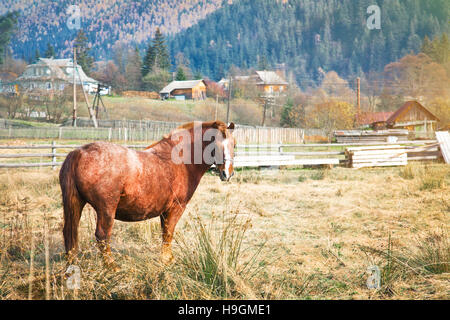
58, 127, 62, 139
51, 141, 56, 170
108, 128, 112, 141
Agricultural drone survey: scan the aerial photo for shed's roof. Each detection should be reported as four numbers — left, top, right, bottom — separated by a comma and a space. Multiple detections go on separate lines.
160, 79, 205, 94
387, 101, 439, 123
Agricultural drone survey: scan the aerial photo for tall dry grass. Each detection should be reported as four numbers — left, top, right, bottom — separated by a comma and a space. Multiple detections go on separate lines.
0, 163, 449, 299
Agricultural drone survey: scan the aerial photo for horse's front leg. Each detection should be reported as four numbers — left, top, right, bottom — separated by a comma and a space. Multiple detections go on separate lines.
95, 202, 119, 271
160, 207, 184, 264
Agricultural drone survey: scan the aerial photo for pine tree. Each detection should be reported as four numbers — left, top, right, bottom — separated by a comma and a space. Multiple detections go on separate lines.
193, 70, 203, 80
142, 28, 171, 79
34, 49, 40, 63
421, 33, 450, 65
438, 33, 450, 64
74, 30, 94, 75
0, 11, 18, 64
421, 35, 433, 55
44, 43, 55, 58
142, 42, 156, 77
280, 98, 294, 127
153, 28, 170, 70
258, 55, 269, 70
175, 67, 187, 81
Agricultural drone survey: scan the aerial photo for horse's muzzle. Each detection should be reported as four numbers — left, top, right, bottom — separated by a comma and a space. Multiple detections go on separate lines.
219, 170, 234, 182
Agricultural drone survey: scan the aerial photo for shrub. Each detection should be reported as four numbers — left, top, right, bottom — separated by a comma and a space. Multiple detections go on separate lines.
175, 213, 265, 298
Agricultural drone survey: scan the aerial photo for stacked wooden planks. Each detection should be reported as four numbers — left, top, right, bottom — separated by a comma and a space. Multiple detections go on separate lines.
334, 130, 409, 144
407, 144, 441, 161
346, 145, 407, 168
436, 131, 450, 164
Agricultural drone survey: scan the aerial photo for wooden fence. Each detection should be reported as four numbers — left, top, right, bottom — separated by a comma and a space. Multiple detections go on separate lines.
0, 125, 309, 144
0, 140, 440, 169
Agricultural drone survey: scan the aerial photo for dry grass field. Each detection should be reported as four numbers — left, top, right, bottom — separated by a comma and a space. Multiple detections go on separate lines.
0, 163, 448, 300
74, 96, 272, 127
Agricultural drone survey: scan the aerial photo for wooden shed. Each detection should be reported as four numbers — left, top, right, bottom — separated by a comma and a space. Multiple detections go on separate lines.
386, 101, 439, 138
160, 80, 206, 100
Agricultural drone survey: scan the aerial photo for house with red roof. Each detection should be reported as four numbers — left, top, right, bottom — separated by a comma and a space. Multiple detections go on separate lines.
356, 111, 394, 130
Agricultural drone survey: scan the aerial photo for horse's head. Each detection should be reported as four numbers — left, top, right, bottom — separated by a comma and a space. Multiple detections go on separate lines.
212, 121, 236, 182
165, 120, 236, 181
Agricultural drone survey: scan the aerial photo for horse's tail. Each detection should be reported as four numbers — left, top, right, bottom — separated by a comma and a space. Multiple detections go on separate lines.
59, 149, 84, 255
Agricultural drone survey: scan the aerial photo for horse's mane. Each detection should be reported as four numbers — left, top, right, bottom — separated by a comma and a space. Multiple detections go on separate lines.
144, 121, 228, 150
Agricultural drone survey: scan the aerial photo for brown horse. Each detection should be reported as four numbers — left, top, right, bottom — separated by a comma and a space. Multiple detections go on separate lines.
59, 121, 235, 265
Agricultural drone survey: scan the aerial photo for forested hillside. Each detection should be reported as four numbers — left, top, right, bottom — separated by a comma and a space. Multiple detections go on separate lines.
2, 0, 449, 86
0, 0, 223, 61
169, 0, 450, 83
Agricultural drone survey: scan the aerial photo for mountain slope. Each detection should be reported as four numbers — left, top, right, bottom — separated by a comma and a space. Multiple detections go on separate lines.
168, 0, 450, 83
1, 0, 224, 61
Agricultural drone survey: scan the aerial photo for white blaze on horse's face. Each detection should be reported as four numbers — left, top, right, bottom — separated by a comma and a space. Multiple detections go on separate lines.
219, 137, 234, 182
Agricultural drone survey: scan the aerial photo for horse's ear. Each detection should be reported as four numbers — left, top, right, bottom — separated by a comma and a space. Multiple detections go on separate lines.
212, 121, 220, 129
227, 122, 235, 131
211, 121, 227, 137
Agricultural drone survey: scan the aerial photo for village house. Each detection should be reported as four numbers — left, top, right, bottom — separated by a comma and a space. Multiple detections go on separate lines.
219, 70, 288, 96
253, 70, 288, 96
160, 79, 207, 100
15, 58, 102, 94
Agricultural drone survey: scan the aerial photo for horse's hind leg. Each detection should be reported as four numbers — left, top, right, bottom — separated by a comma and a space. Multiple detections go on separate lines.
94, 206, 118, 270
160, 207, 184, 264
63, 196, 86, 263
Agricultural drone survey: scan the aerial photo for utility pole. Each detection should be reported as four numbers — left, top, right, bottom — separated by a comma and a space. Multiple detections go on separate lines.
261, 99, 267, 127
215, 94, 218, 120
72, 46, 77, 127
74, 63, 98, 128
226, 74, 232, 124
356, 77, 361, 115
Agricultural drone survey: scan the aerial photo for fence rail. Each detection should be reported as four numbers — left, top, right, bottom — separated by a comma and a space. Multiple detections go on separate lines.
0, 140, 440, 169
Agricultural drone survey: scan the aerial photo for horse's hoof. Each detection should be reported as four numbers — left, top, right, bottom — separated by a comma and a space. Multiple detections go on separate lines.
66, 250, 78, 265
102, 255, 120, 272
161, 252, 174, 265
104, 260, 120, 272
109, 264, 120, 272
